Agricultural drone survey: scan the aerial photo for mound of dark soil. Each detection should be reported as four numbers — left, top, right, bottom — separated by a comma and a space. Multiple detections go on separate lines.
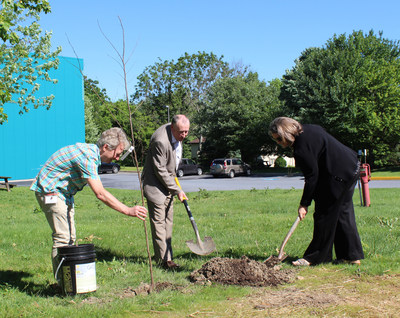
190, 256, 296, 287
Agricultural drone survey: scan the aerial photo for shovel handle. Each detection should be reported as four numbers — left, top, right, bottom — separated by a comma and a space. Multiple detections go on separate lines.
174, 177, 187, 200
183, 199, 194, 219
183, 199, 201, 240
174, 178, 201, 240
278, 216, 300, 259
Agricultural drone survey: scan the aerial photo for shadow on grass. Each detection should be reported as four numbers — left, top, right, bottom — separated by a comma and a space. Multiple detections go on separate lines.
0, 270, 63, 297
95, 246, 148, 264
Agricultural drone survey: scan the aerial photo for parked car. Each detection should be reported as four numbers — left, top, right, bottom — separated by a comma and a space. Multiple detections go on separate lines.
210, 158, 251, 178
98, 162, 120, 174
177, 158, 203, 177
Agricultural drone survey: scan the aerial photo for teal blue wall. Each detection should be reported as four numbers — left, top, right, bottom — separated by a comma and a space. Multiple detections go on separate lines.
0, 56, 85, 180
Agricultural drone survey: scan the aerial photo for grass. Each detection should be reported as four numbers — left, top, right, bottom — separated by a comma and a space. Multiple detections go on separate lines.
1, 185, 400, 317
370, 165, 400, 177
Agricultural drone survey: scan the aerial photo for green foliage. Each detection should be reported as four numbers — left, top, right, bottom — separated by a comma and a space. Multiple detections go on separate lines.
201, 73, 283, 162
84, 77, 158, 164
84, 77, 112, 132
280, 30, 400, 167
0, 0, 61, 124
274, 156, 287, 168
84, 95, 100, 144
134, 51, 248, 159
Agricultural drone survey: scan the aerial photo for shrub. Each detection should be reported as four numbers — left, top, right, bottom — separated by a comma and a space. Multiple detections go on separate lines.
274, 156, 287, 168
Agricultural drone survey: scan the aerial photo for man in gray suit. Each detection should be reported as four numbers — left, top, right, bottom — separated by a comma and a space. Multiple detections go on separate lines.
142, 114, 190, 269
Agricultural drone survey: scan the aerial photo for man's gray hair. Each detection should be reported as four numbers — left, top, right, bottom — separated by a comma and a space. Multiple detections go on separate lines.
171, 114, 189, 125
97, 127, 130, 150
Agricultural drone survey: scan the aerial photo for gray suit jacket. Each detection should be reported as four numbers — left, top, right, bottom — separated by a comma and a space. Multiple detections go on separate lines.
142, 124, 181, 204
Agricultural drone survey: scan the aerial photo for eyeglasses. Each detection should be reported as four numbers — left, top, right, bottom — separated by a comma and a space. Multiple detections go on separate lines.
112, 147, 124, 160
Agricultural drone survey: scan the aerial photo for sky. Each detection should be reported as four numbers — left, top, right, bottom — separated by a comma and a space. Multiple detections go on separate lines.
39, 0, 400, 102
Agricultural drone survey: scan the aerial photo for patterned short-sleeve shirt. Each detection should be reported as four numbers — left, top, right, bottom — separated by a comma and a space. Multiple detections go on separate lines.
30, 143, 101, 204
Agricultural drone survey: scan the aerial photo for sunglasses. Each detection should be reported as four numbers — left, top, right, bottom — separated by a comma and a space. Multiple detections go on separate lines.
271, 135, 283, 142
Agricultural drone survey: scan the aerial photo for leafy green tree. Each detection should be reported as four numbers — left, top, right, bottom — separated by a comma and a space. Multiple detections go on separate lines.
84, 77, 114, 133
201, 73, 282, 163
109, 99, 157, 165
84, 77, 156, 164
0, 0, 61, 124
134, 51, 248, 155
280, 30, 400, 166
84, 95, 100, 144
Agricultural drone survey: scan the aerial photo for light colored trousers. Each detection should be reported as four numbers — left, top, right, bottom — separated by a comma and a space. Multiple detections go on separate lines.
148, 195, 174, 263
35, 192, 76, 279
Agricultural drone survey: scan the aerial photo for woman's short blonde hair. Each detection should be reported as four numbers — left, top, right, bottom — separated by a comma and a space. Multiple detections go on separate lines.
269, 117, 303, 146
97, 127, 130, 150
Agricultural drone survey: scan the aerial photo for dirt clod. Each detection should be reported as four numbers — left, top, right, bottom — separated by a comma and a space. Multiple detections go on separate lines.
264, 255, 284, 267
190, 256, 296, 287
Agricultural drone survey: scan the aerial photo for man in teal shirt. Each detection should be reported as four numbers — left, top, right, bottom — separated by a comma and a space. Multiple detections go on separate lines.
31, 128, 147, 279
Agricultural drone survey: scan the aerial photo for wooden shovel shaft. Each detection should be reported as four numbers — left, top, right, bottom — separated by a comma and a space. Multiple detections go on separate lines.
278, 216, 301, 259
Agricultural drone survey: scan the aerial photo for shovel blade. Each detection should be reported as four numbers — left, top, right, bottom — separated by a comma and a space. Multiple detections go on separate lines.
264, 254, 288, 267
186, 236, 216, 256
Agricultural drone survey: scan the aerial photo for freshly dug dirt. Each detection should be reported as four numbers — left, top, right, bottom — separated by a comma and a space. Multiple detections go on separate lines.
263, 255, 285, 267
190, 256, 296, 287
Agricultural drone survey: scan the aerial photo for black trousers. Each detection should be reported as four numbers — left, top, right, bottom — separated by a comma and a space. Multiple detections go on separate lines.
303, 175, 364, 264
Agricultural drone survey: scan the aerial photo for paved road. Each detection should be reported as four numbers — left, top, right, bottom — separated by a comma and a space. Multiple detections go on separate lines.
13, 172, 400, 192
100, 172, 400, 192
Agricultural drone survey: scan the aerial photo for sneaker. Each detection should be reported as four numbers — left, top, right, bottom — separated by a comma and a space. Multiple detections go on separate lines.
292, 258, 311, 266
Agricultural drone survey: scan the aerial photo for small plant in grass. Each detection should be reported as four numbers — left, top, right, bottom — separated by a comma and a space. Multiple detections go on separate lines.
193, 188, 211, 200
377, 216, 398, 229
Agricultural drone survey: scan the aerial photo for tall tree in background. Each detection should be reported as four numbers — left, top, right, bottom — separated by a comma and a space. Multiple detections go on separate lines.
84, 95, 100, 144
84, 77, 156, 163
280, 30, 400, 166
201, 73, 282, 163
0, 0, 61, 124
84, 77, 113, 133
134, 51, 248, 155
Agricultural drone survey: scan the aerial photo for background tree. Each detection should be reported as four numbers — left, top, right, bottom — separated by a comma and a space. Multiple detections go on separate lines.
84, 77, 113, 132
84, 77, 156, 164
134, 51, 248, 157
201, 73, 282, 163
84, 95, 100, 144
0, 0, 61, 124
280, 30, 400, 166
109, 99, 157, 165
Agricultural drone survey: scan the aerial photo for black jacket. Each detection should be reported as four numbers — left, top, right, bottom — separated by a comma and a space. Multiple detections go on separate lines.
293, 124, 358, 206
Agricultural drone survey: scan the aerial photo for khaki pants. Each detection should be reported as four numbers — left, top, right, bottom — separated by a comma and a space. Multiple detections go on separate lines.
35, 192, 76, 279
148, 195, 174, 263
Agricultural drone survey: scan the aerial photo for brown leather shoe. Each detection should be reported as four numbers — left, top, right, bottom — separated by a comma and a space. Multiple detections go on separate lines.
163, 260, 180, 270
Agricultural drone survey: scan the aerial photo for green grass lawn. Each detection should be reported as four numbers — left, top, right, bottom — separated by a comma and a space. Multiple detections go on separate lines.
1, 186, 400, 317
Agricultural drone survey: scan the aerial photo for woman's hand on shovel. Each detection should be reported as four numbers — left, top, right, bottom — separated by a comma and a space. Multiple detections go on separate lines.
298, 205, 308, 220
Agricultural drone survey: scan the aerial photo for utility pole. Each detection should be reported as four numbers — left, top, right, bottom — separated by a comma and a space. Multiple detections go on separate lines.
164, 105, 170, 123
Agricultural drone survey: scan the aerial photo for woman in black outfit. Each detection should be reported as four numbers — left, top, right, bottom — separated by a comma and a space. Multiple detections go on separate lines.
269, 117, 364, 266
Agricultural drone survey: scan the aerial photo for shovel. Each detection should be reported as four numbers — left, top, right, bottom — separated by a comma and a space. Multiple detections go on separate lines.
174, 177, 216, 256
265, 216, 300, 266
